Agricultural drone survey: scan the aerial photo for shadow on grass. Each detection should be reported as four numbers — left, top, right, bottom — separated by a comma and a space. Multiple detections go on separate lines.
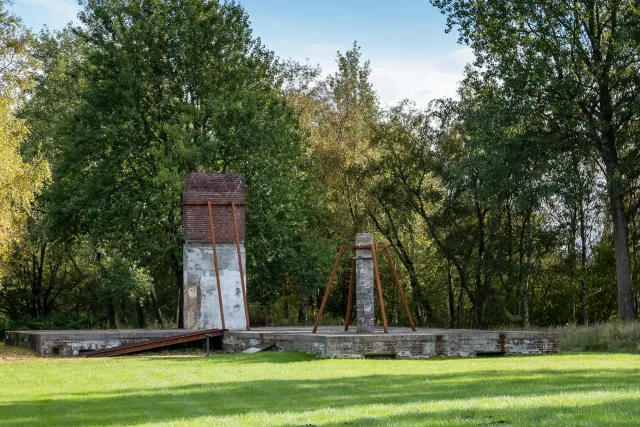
1, 357, 639, 426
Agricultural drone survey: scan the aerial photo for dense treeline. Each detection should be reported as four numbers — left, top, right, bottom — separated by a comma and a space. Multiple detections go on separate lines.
1, 0, 638, 333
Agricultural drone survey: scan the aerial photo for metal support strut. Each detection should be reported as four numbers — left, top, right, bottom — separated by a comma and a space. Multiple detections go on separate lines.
313, 243, 417, 333
195, 200, 251, 331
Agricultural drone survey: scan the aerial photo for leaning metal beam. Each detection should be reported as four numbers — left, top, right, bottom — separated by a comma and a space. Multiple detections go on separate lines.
371, 244, 389, 333
344, 253, 356, 331
313, 245, 347, 333
207, 201, 226, 330
382, 246, 416, 331
82, 329, 224, 358
231, 202, 250, 330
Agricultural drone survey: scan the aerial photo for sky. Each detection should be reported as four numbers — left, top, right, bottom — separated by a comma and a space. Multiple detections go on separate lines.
10, 0, 472, 108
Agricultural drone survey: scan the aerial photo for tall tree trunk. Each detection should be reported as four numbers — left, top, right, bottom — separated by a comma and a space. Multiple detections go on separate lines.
633, 215, 640, 319
456, 272, 465, 328
569, 206, 577, 324
136, 300, 146, 328
107, 300, 117, 329
609, 188, 636, 320
297, 289, 307, 325
474, 202, 486, 329
518, 210, 531, 326
579, 199, 589, 325
523, 214, 533, 328
447, 262, 455, 328
150, 286, 164, 326
599, 64, 637, 320
171, 254, 184, 328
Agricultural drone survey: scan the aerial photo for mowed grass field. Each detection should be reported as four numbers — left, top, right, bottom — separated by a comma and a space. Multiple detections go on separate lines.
1, 344, 639, 426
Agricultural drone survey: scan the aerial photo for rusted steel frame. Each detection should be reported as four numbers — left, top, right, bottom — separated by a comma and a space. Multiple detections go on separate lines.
347, 244, 388, 249
371, 244, 389, 333
382, 246, 416, 331
82, 329, 224, 358
207, 201, 226, 330
313, 245, 347, 333
181, 201, 248, 206
231, 202, 250, 330
344, 251, 356, 331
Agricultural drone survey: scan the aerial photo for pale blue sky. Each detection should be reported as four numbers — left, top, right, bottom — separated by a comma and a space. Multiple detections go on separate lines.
10, 0, 472, 107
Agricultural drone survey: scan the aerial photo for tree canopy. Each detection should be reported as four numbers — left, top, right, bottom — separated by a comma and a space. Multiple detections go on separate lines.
1, 0, 639, 331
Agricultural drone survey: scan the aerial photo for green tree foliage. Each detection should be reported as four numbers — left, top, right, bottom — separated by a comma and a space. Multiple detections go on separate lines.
19, 0, 320, 327
3, 1, 639, 331
431, 0, 640, 320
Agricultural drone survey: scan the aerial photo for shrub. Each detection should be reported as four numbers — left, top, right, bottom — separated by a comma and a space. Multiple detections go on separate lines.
560, 322, 640, 353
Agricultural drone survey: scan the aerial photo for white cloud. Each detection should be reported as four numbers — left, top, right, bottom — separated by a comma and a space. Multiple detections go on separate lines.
273, 41, 474, 109
370, 47, 475, 108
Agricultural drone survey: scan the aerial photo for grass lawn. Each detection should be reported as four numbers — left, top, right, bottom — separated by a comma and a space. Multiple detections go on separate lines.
1, 344, 639, 426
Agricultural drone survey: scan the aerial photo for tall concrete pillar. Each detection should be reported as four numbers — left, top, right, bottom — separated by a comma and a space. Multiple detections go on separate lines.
183, 173, 247, 330
355, 233, 375, 333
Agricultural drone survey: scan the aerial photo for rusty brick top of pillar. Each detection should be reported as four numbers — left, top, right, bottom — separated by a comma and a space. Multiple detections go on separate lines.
183, 173, 246, 244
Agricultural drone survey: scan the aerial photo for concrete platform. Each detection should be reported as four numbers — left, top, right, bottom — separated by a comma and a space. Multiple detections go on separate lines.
225, 326, 560, 358
5, 326, 560, 358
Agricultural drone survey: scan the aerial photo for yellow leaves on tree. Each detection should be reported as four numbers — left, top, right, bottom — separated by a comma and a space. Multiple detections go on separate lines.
0, 2, 49, 270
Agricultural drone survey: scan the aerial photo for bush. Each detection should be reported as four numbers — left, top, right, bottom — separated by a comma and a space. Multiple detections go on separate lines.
560, 322, 640, 353
5, 315, 104, 333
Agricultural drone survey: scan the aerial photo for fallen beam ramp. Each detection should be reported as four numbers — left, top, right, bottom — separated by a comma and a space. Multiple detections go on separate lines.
81, 329, 224, 357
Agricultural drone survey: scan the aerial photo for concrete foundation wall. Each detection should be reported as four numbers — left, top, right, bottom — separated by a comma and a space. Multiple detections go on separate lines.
183, 243, 247, 330
223, 329, 561, 359
4, 330, 188, 357
5, 327, 560, 358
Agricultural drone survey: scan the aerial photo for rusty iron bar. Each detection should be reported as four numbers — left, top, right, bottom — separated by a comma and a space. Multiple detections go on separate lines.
344, 253, 356, 331
383, 246, 416, 331
231, 202, 250, 331
313, 245, 347, 333
207, 201, 226, 330
82, 329, 224, 358
181, 201, 248, 206
371, 243, 389, 333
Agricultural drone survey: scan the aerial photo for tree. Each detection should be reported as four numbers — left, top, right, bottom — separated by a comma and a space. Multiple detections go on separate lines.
312, 42, 379, 236
0, 1, 48, 273
26, 0, 313, 326
432, 0, 640, 320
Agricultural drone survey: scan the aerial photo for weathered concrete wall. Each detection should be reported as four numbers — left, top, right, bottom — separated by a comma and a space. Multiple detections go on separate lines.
355, 233, 375, 333
182, 173, 248, 330
5, 327, 561, 358
223, 328, 561, 359
4, 330, 188, 356
183, 243, 247, 330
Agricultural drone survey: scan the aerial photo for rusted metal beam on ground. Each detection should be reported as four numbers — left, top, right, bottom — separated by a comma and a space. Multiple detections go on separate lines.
207, 201, 226, 330
313, 245, 347, 333
81, 329, 224, 358
232, 202, 250, 330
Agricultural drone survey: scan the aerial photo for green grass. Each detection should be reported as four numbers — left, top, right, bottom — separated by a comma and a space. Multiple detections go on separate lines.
1, 345, 639, 426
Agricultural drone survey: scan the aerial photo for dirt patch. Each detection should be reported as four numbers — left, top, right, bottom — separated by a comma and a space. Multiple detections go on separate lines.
0, 344, 40, 361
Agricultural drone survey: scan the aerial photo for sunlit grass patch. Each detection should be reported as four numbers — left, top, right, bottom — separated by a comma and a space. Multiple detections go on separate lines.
1, 348, 638, 426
